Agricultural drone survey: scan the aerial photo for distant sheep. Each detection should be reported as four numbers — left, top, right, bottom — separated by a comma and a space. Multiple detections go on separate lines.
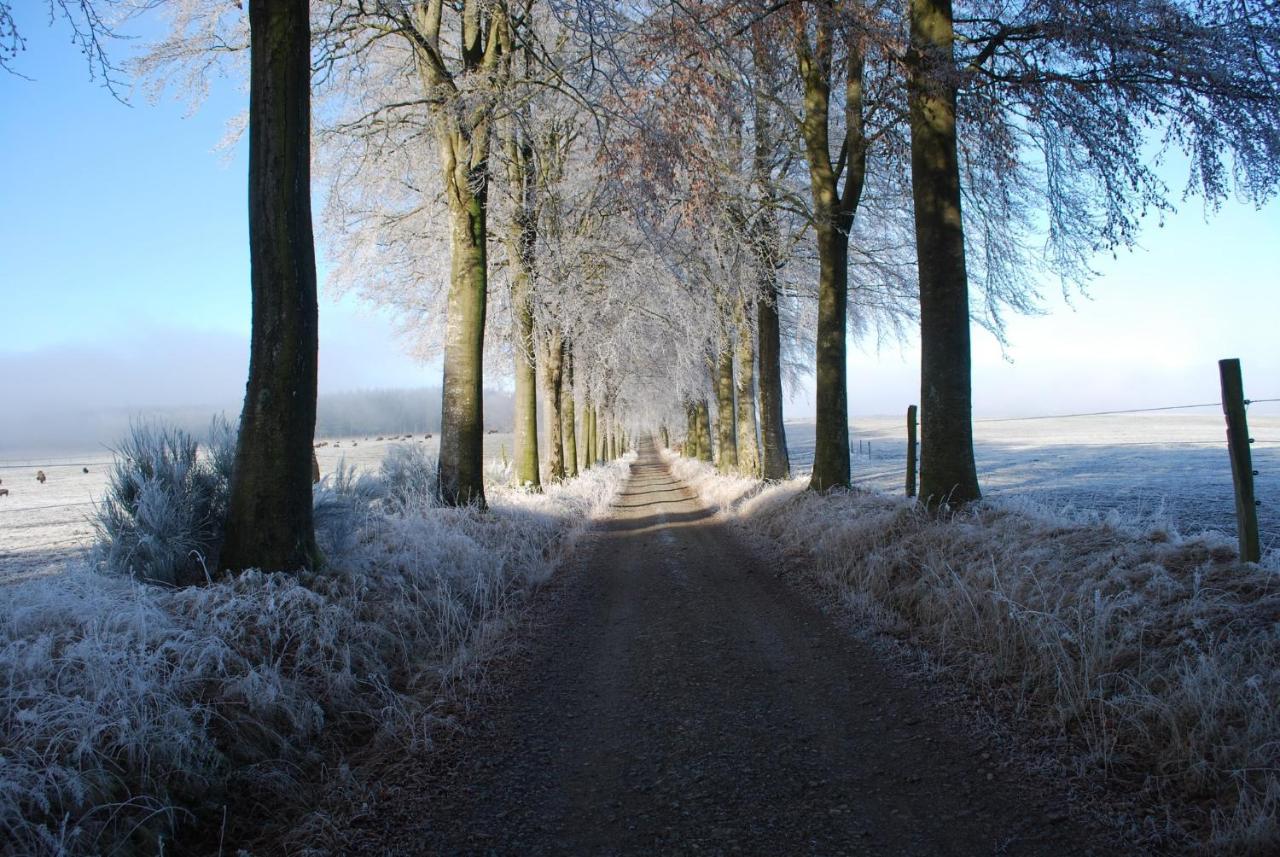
425, 434, 433, 440
82, 467, 89, 474
36, 470, 46, 484
0, 488, 8, 497
486, 429, 498, 435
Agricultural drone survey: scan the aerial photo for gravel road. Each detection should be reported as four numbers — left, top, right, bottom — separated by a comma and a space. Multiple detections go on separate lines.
331, 439, 1118, 856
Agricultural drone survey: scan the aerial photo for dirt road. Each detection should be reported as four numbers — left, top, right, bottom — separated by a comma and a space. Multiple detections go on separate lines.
342, 440, 1114, 855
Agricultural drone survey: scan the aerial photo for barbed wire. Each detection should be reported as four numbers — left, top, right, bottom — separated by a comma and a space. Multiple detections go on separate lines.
977, 402, 1222, 423
975, 395, 1280, 424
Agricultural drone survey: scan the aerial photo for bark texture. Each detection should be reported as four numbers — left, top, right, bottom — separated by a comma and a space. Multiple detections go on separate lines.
541, 329, 565, 482
437, 168, 489, 506
756, 286, 790, 480
415, 0, 509, 508
715, 343, 738, 474
795, 7, 866, 492
908, 0, 981, 504
221, 0, 320, 575
734, 306, 761, 477
695, 400, 714, 463
562, 349, 578, 478
505, 128, 540, 490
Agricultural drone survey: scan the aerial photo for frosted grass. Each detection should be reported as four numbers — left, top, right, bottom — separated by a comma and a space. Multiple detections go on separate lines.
670, 450, 1280, 854
0, 448, 629, 855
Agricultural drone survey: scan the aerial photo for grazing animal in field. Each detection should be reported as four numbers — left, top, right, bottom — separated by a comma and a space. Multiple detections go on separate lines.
82, 467, 89, 474
425, 434, 433, 440
0, 488, 8, 497
486, 429, 498, 435
36, 470, 46, 484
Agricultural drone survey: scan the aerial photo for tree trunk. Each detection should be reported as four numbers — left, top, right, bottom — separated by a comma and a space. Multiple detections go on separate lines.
660, 424, 670, 450
750, 37, 790, 482
795, 10, 865, 492
594, 407, 603, 463
587, 404, 597, 467
734, 304, 761, 477
221, 0, 319, 575
810, 223, 850, 490
685, 401, 698, 457
436, 145, 489, 507
562, 348, 578, 478
756, 284, 790, 479
506, 138, 540, 490
715, 337, 738, 473
541, 329, 565, 481
695, 399, 713, 463
909, 0, 981, 504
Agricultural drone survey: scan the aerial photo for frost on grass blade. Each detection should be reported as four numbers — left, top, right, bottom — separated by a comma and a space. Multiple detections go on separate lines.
676, 451, 1280, 853
2, 431, 630, 856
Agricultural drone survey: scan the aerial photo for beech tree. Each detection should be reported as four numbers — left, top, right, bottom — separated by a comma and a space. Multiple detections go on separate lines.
220, 0, 321, 573
909, 0, 1280, 503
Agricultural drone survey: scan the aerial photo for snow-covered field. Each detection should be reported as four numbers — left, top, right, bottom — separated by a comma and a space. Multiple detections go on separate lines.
787, 414, 1280, 552
0, 433, 514, 583
6, 415, 1279, 581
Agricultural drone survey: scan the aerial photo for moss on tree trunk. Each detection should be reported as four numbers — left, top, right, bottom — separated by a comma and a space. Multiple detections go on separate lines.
715, 338, 738, 473
437, 171, 489, 507
734, 305, 761, 477
695, 399, 713, 463
562, 348, 578, 478
809, 223, 850, 491
541, 329, 565, 481
909, 0, 981, 505
505, 141, 540, 490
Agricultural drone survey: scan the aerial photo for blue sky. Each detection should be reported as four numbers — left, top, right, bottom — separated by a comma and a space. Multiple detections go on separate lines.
0, 9, 428, 404
1, 6, 1277, 440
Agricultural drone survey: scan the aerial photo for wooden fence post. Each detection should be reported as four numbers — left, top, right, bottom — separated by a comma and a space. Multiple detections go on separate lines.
1219, 358, 1261, 563
906, 405, 918, 498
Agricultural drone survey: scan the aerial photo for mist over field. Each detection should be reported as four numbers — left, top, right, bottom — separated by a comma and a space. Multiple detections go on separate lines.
0, 382, 515, 458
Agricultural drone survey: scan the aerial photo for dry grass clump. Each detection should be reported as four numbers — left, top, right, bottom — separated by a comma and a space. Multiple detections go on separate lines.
672, 454, 1279, 854
0, 449, 629, 856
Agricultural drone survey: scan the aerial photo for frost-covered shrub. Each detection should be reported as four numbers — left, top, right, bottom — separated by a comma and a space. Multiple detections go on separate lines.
1, 452, 630, 857
312, 460, 383, 560
380, 443, 438, 511
93, 417, 236, 585
672, 452, 1280, 854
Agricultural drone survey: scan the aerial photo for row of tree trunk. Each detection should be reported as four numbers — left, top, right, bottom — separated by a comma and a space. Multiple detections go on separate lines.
221, 0, 981, 574
676, 302, 789, 481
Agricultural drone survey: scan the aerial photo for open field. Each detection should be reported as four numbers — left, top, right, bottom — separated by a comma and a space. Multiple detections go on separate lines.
0, 433, 514, 583
5, 414, 1278, 582
788, 414, 1280, 554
